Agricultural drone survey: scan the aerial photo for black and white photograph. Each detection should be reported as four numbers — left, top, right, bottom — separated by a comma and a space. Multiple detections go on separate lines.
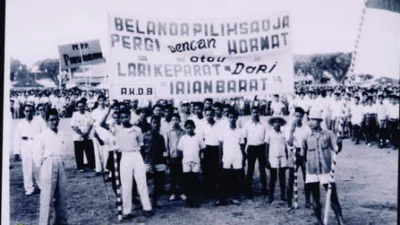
2, 0, 399, 224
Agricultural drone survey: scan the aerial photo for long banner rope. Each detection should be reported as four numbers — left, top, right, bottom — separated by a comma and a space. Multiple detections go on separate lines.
348, 0, 369, 80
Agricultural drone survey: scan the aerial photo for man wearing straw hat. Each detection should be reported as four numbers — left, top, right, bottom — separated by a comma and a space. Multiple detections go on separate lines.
265, 115, 288, 204
302, 109, 345, 225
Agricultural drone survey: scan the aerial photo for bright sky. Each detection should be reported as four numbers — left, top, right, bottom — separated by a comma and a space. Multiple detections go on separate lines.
4, 0, 369, 66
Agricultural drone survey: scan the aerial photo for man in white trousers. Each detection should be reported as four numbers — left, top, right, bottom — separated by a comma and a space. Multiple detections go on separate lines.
14, 103, 44, 195
115, 108, 154, 220
34, 108, 68, 225
91, 95, 110, 174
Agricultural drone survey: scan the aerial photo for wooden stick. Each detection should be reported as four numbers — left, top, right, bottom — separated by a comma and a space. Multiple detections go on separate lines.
112, 150, 123, 221
293, 148, 298, 209
323, 150, 338, 225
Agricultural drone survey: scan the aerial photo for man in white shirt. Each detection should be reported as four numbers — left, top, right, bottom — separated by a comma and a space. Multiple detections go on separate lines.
216, 110, 245, 206
34, 104, 48, 133
243, 107, 268, 198
188, 102, 205, 131
363, 96, 378, 147
180, 100, 192, 125
70, 100, 96, 172
387, 95, 399, 150
200, 108, 221, 197
286, 107, 312, 208
212, 102, 223, 122
296, 91, 310, 114
34, 108, 69, 225
331, 92, 345, 135
91, 95, 110, 174
350, 96, 364, 145
265, 116, 288, 204
376, 94, 388, 148
14, 103, 43, 195
116, 108, 154, 219
270, 94, 285, 116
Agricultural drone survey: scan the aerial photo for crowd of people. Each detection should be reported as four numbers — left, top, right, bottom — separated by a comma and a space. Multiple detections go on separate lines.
10, 84, 399, 225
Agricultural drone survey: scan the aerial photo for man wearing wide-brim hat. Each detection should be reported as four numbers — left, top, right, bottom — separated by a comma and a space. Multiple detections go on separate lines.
268, 116, 287, 127
265, 115, 288, 204
302, 109, 345, 225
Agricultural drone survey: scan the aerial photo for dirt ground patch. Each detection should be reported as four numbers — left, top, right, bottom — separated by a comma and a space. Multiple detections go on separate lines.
8, 117, 398, 225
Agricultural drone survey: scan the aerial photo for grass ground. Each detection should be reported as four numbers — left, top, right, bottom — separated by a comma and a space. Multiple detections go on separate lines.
8, 117, 398, 225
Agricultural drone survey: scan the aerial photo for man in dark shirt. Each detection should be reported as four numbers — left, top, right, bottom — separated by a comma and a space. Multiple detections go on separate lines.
143, 116, 167, 208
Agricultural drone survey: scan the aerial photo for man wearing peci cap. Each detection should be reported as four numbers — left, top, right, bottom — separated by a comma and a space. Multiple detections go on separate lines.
302, 109, 345, 225
34, 109, 69, 225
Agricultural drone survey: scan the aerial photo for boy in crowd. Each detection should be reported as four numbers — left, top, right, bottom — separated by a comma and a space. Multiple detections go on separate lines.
204, 98, 214, 112
363, 96, 378, 147
216, 110, 246, 206
116, 108, 153, 219
265, 116, 288, 203
270, 94, 285, 116
166, 113, 187, 201
143, 116, 168, 208
177, 120, 206, 207
243, 106, 268, 198
213, 102, 223, 121
180, 100, 192, 125
387, 95, 399, 150
189, 102, 205, 130
350, 96, 364, 144
376, 94, 388, 148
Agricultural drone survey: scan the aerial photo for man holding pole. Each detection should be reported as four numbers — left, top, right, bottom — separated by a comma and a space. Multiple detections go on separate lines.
302, 109, 345, 225
286, 107, 312, 208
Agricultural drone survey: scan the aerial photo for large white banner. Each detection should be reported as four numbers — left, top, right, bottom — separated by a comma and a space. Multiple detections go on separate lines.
108, 12, 294, 100
58, 39, 104, 70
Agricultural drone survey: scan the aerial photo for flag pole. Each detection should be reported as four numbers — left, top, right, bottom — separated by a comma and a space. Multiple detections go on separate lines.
78, 43, 89, 92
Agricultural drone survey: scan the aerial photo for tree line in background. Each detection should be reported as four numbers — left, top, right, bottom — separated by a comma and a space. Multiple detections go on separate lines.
10, 52, 360, 87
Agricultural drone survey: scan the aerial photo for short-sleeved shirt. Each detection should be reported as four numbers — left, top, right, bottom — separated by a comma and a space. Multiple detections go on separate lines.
387, 103, 399, 120
243, 120, 266, 146
286, 125, 310, 156
375, 103, 387, 120
350, 104, 365, 125
270, 101, 284, 115
91, 107, 109, 126
219, 126, 244, 155
201, 121, 221, 146
265, 129, 286, 158
70, 112, 94, 141
177, 134, 205, 164
302, 129, 338, 175
364, 104, 377, 115
115, 125, 143, 152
